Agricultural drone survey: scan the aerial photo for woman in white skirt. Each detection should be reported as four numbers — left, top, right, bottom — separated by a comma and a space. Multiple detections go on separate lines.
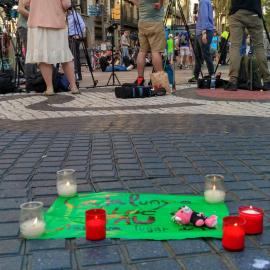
23, 0, 80, 96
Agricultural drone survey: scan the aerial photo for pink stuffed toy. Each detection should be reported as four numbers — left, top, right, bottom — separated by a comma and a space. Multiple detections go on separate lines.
172, 206, 217, 228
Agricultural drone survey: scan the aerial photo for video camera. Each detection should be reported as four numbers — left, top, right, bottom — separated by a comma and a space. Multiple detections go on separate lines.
0, 0, 18, 20
106, 23, 118, 33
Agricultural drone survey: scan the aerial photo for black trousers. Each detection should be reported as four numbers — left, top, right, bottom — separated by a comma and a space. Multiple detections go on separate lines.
69, 38, 82, 77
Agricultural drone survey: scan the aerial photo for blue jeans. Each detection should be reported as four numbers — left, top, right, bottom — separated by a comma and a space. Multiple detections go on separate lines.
121, 48, 129, 66
193, 31, 214, 78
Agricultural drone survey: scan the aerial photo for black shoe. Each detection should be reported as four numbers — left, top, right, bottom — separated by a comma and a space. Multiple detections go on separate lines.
263, 81, 270, 91
134, 77, 145, 86
188, 76, 197, 83
179, 64, 183, 69
224, 82, 237, 91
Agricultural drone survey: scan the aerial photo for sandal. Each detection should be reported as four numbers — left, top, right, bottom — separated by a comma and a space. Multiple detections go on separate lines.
71, 87, 81, 94
43, 89, 55, 96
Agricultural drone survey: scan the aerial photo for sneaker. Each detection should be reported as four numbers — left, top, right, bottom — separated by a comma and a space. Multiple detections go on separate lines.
185, 66, 190, 70
71, 87, 81, 94
263, 81, 270, 90
127, 65, 134, 71
224, 82, 237, 91
188, 75, 197, 83
134, 77, 145, 86
179, 64, 183, 69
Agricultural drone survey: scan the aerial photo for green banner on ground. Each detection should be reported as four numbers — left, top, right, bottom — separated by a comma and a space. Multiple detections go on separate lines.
39, 192, 229, 240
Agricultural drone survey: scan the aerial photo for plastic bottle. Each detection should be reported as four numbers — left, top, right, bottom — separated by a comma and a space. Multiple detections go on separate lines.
210, 74, 216, 89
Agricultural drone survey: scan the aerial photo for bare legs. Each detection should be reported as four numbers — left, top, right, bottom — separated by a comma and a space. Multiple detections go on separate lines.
40, 63, 53, 90
62, 61, 77, 89
39, 61, 78, 94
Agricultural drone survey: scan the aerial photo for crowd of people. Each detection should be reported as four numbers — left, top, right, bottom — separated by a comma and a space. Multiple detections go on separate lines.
16, 0, 270, 94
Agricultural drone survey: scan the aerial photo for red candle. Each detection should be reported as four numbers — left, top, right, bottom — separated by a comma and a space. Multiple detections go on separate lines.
222, 216, 246, 252
85, 209, 106, 241
239, 206, 264, 234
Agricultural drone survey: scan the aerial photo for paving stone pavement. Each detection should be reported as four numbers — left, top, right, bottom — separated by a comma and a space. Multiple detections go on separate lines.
1, 64, 270, 269
0, 131, 270, 270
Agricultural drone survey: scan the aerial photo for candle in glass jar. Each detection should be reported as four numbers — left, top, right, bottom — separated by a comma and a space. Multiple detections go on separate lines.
85, 209, 106, 241
20, 217, 46, 238
239, 206, 264, 234
57, 181, 77, 197
204, 185, 225, 204
222, 216, 246, 251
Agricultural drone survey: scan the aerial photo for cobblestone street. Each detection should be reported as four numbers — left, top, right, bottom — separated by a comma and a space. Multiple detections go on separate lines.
0, 66, 270, 270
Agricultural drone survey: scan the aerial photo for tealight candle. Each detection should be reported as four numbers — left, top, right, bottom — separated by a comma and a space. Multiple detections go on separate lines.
56, 169, 77, 197
19, 201, 46, 239
85, 209, 106, 241
57, 181, 77, 197
222, 216, 246, 252
20, 217, 46, 238
239, 206, 264, 234
204, 184, 226, 204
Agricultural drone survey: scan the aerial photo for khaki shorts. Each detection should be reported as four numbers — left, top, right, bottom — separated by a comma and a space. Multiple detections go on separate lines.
180, 47, 190, 56
138, 21, 166, 53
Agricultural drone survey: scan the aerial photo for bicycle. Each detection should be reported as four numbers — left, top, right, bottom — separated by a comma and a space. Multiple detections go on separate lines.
0, 57, 13, 71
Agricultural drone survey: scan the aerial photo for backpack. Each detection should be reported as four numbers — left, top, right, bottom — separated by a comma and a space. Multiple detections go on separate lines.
115, 83, 166, 99
237, 55, 263, 90
32, 67, 61, 93
0, 73, 16, 94
180, 33, 188, 45
58, 74, 70, 92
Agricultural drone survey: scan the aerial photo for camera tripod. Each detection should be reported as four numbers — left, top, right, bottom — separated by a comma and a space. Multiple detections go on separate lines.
68, 1, 98, 88
106, 27, 121, 87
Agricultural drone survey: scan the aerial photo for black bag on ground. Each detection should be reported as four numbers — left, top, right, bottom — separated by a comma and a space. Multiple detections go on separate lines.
115, 83, 166, 99
237, 55, 263, 90
32, 66, 61, 93
197, 75, 228, 89
0, 73, 16, 94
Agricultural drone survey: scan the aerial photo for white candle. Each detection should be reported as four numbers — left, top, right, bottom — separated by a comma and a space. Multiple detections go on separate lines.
57, 181, 77, 197
20, 218, 46, 238
204, 189, 225, 204
242, 209, 260, 214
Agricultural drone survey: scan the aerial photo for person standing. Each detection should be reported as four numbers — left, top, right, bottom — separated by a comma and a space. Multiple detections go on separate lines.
129, 0, 165, 86
24, 0, 80, 96
210, 30, 220, 64
67, 7, 85, 81
188, 0, 214, 83
167, 34, 174, 65
225, 0, 270, 91
174, 32, 180, 66
121, 31, 130, 66
17, 0, 37, 92
179, 27, 191, 69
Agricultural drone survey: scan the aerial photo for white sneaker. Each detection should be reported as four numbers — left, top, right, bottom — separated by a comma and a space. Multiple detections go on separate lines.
127, 65, 134, 71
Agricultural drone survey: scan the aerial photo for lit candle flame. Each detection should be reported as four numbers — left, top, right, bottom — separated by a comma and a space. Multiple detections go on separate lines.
95, 216, 98, 219
33, 217, 38, 226
213, 185, 216, 191
250, 206, 253, 210
234, 223, 237, 226
66, 181, 70, 188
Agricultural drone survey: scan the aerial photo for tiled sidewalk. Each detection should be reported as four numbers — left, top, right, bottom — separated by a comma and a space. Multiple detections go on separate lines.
0, 131, 270, 270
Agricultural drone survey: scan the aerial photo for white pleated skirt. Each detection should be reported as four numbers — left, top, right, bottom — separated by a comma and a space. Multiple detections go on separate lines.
26, 27, 73, 64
